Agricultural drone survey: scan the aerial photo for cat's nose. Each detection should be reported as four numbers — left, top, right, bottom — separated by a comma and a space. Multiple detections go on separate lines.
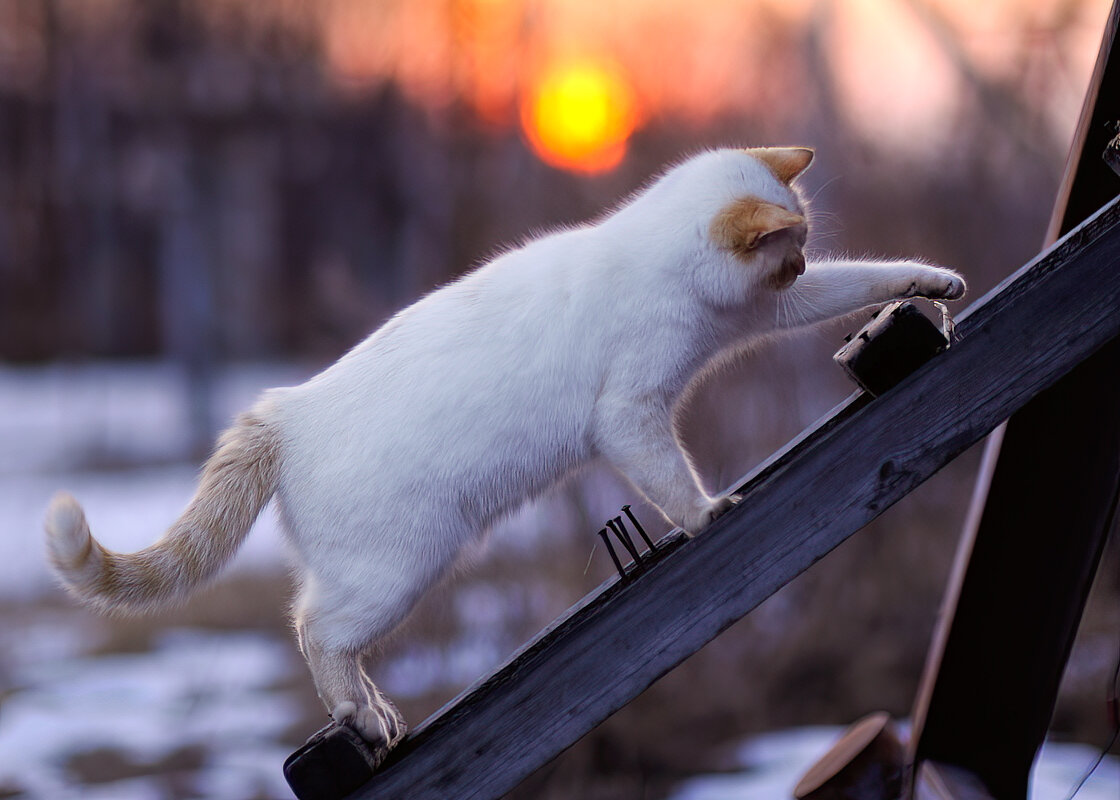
775, 252, 805, 288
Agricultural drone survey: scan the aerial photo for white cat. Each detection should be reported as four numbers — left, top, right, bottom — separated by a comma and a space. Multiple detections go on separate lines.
45, 147, 964, 760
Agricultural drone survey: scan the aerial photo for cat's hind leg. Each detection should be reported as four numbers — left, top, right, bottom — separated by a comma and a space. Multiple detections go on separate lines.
300, 631, 406, 752
295, 611, 407, 757
293, 581, 413, 757
289, 524, 464, 755
279, 471, 467, 755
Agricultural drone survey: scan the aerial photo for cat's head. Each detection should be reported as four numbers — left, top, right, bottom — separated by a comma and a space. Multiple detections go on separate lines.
606, 147, 813, 305
705, 147, 813, 292
621, 147, 813, 304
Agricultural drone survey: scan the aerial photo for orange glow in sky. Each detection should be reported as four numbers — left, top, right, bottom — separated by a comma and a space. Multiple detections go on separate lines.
520, 58, 639, 173
317, 0, 1111, 172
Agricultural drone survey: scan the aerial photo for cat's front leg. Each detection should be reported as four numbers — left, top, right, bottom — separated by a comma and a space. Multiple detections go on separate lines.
774, 259, 966, 330
593, 395, 736, 536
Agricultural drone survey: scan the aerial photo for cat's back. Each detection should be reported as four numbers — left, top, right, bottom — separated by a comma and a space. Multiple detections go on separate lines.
306, 228, 600, 395
265, 228, 609, 509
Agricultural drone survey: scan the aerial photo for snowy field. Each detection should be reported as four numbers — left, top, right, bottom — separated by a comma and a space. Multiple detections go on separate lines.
2, 611, 1115, 800
0, 362, 1116, 799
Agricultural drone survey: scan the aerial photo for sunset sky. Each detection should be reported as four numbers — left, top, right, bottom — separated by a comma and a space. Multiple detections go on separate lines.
0, 0, 1109, 171
319, 0, 1110, 171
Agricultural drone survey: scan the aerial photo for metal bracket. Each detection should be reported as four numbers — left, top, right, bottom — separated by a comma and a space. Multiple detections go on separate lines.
834, 300, 955, 397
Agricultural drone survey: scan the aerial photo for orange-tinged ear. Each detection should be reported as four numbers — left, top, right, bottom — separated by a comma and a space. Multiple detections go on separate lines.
750, 146, 814, 184
711, 196, 804, 257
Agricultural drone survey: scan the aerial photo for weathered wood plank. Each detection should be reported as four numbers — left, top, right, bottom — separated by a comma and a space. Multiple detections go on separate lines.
351, 195, 1120, 800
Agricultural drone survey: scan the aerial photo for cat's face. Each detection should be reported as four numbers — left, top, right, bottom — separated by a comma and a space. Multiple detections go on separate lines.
707, 147, 813, 292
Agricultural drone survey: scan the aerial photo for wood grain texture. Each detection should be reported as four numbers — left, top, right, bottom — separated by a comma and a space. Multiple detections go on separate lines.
350, 196, 1120, 800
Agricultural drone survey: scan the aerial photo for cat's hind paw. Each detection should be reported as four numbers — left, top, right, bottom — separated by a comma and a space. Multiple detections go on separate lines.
332, 701, 407, 763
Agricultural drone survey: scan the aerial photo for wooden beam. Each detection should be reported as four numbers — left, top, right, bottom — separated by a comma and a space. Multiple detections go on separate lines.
908, 3, 1120, 796
344, 193, 1120, 800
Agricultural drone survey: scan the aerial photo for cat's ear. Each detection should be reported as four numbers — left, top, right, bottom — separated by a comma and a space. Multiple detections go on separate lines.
711, 197, 804, 257
750, 147, 814, 184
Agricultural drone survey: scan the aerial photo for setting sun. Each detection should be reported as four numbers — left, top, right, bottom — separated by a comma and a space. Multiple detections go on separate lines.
521, 58, 639, 173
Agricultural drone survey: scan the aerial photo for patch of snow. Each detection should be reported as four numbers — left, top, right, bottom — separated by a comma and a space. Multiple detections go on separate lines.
670, 728, 838, 800
0, 362, 191, 474
0, 610, 104, 676
47, 776, 169, 800
667, 726, 1120, 800
0, 627, 299, 798
1034, 739, 1120, 800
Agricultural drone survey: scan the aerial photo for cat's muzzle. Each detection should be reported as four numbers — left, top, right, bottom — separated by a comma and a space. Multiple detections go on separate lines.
769, 251, 806, 290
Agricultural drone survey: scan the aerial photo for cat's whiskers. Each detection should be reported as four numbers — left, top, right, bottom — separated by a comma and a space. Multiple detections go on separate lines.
806, 218, 843, 253
807, 173, 839, 199
778, 281, 810, 329
782, 288, 797, 329
779, 284, 797, 329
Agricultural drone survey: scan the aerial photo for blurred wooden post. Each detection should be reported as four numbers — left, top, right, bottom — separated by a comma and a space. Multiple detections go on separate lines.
794, 712, 904, 800
907, 3, 1120, 797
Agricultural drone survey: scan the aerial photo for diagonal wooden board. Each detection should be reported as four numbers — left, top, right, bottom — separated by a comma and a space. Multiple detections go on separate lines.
349, 195, 1120, 799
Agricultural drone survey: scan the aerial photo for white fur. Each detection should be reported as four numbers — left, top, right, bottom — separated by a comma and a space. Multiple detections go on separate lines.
47, 148, 965, 749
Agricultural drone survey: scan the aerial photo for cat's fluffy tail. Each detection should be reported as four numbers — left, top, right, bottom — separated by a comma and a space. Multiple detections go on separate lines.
44, 403, 281, 614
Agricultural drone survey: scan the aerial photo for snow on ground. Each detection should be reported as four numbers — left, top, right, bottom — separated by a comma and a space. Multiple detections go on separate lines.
0, 363, 308, 795
0, 361, 307, 476
668, 726, 1120, 800
2, 623, 1115, 800
0, 622, 300, 799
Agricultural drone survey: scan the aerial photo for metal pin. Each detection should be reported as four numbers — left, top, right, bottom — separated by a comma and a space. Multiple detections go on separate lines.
606, 517, 643, 564
622, 505, 655, 550
597, 528, 625, 578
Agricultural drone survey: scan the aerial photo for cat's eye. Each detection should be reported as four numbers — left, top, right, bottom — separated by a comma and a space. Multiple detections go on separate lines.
757, 227, 804, 248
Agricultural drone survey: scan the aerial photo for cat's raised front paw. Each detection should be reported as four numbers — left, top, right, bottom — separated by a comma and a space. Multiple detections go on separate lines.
907, 269, 966, 301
